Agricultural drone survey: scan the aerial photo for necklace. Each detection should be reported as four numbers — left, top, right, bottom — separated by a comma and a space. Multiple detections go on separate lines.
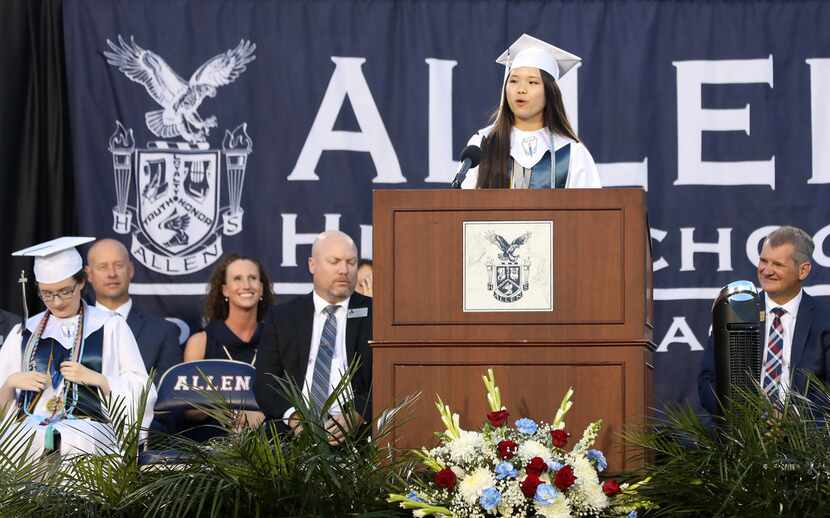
21, 305, 85, 417
221, 345, 257, 367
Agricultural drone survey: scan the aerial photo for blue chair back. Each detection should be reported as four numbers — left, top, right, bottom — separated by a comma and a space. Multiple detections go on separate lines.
155, 359, 260, 412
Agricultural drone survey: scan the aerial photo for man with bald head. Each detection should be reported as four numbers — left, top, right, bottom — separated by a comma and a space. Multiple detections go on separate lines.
86, 239, 181, 382
255, 230, 372, 443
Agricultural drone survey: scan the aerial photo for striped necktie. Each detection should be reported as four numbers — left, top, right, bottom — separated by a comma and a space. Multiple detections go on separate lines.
310, 305, 338, 411
762, 307, 787, 400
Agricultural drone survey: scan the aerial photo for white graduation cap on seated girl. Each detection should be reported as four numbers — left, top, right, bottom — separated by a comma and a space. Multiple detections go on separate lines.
0, 234, 156, 458
12, 236, 95, 283
494, 34, 582, 117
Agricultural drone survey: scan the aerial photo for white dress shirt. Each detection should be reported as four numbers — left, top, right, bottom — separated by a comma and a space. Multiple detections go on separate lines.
763, 289, 802, 399
96, 298, 132, 320
283, 291, 351, 421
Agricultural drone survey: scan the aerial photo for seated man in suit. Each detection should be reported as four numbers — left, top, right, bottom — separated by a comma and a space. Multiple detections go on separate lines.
85, 239, 181, 381
0, 309, 21, 346
255, 230, 371, 444
699, 226, 830, 413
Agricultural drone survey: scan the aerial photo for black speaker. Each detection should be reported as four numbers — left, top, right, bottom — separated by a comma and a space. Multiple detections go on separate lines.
712, 280, 764, 411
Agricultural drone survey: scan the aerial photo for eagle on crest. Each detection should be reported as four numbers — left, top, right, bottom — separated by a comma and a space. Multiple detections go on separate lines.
104, 36, 256, 144
485, 231, 531, 263
160, 209, 191, 247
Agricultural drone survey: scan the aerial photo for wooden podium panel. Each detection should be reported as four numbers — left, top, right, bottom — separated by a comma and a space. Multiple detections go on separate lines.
374, 342, 653, 472
373, 189, 652, 343
371, 189, 654, 472
392, 209, 624, 323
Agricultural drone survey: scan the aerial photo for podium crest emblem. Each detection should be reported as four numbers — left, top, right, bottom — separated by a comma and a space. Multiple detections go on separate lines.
484, 231, 531, 303
462, 220, 553, 312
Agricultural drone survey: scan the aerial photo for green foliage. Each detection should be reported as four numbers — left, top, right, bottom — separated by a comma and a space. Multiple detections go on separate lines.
0, 380, 155, 517
0, 361, 417, 518
623, 378, 830, 517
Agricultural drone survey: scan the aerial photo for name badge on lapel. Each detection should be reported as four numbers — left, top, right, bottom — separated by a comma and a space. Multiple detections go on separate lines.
347, 307, 368, 319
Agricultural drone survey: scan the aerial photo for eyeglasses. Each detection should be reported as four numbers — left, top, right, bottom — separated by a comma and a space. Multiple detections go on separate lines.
38, 283, 79, 303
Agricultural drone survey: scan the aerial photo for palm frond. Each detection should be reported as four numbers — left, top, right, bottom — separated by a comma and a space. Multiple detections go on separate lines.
0, 359, 418, 517
623, 376, 830, 516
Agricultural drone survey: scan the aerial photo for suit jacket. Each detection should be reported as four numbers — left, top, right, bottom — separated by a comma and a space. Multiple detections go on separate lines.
255, 292, 373, 426
126, 305, 182, 381
0, 309, 21, 345
698, 291, 830, 414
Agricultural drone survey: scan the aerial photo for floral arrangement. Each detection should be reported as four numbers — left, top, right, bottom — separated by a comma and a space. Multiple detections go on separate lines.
389, 370, 641, 517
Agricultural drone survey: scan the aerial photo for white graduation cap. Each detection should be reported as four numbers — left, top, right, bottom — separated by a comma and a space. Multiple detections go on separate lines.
12, 236, 95, 284
494, 34, 582, 119
496, 33, 581, 81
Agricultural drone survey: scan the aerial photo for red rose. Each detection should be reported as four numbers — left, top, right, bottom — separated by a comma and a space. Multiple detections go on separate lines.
520, 474, 543, 497
602, 480, 622, 496
525, 456, 548, 477
497, 439, 518, 460
486, 409, 510, 427
434, 467, 457, 490
550, 429, 570, 448
553, 465, 577, 491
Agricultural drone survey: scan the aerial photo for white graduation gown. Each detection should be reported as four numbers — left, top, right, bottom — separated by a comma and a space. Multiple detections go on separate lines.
460, 126, 602, 189
0, 305, 156, 458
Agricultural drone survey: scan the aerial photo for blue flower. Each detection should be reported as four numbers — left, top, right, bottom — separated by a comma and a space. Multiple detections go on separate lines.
495, 461, 518, 480
480, 487, 502, 511
406, 491, 424, 503
627, 511, 638, 518
534, 483, 560, 505
515, 417, 538, 434
547, 460, 564, 472
587, 449, 608, 472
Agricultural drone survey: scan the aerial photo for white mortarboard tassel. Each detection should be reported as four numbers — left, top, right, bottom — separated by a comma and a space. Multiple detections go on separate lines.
12, 236, 96, 284
495, 34, 582, 117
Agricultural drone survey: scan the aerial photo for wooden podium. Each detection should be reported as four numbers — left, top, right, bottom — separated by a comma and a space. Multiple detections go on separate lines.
371, 188, 654, 472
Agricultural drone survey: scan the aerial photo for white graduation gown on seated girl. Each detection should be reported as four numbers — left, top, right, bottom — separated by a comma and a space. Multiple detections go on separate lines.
0, 304, 156, 459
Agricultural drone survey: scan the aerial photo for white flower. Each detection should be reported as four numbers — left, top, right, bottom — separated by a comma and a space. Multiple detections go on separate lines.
458, 466, 495, 505
535, 494, 572, 518
573, 420, 602, 453
571, 455, 600, 485
447, 430, 484, 463
496, 479, 528, 516
581, 480, 609, 510
568, 455, 608, 510
517, 440, 551, 463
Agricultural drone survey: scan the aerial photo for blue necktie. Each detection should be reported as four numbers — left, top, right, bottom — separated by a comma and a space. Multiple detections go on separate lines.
310, 305, 338, 410
762, 307, 786, 400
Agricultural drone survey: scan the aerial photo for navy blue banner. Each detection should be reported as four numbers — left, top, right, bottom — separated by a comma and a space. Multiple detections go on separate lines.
63, 0, 830, 409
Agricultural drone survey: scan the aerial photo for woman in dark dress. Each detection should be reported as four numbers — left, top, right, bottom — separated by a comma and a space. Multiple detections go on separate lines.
184, 253, 275, 432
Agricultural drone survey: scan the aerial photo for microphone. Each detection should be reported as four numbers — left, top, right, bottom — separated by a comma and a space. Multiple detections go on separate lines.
449, 145, 482, 189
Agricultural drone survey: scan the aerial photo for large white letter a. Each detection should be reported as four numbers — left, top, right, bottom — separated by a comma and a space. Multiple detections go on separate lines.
288, 57, 405, 183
